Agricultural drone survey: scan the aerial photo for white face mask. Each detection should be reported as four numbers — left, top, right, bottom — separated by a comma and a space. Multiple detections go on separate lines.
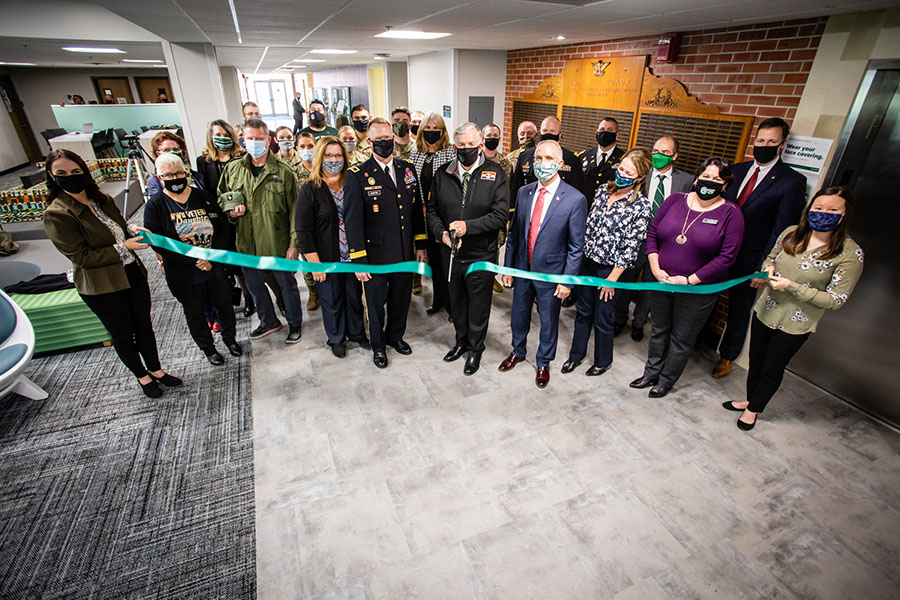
278, 140, 294, 152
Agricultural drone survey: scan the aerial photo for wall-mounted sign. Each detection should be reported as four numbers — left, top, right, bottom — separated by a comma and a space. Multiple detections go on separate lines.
442, 105, 451, 118
782, 135, 835, 198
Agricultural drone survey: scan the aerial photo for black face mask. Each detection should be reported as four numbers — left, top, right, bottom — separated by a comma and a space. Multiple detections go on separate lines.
54, 172, 89, 194
483, 137, 500, 151
309, 111, 325, 125
596, 131, 617, 147
422, 130, 442, 145
164, 176, 188, 194
692, 178, 725, 201
456, 146, 480, 167
753, 144, 779, 164
353, 119, 369, 133
540, 133, 560, 142
371, 138, 395, 159
410, 124, 419, 136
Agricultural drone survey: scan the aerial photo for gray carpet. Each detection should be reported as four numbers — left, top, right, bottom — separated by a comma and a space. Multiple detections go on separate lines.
0, 227, 256, 598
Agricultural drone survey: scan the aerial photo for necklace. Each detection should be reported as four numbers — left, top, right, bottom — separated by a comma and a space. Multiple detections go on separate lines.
676, 195, 706, 244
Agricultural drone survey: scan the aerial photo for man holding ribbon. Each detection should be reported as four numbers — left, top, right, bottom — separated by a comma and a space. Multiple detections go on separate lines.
427, 122, 509, 376
499, 139, 586, 389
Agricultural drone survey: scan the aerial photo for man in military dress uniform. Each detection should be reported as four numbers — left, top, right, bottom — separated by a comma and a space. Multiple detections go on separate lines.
345, 118, 428, 369
510, 116, 583, 214
577, 117, 625, 207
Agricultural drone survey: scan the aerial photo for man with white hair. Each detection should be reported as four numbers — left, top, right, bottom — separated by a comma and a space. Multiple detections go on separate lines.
426, 122, 509, 375
499, 139, 586, 389
510, 116, 583, 208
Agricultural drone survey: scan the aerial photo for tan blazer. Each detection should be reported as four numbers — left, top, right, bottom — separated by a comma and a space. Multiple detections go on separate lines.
43, 192, 146, 296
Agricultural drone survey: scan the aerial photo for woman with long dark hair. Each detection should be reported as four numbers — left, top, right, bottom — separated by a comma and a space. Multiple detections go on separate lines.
724, 186, 864, 430
42, 149, 181, 398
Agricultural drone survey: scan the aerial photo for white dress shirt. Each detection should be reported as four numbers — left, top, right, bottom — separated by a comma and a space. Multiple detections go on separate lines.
529, 174, 561, 230
596, 145, 617, 167
737, 157, 778, 197
648, 167, 673, 199
378, 157, 395, 186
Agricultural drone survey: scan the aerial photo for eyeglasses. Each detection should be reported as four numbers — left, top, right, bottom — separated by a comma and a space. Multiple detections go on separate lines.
159, 171, 187, 180
323, 153, 344, 160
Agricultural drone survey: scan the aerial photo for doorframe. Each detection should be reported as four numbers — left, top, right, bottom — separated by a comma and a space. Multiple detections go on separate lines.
0, 74, 41, 162
90, 76, 134, 104
134, 76, 174, 103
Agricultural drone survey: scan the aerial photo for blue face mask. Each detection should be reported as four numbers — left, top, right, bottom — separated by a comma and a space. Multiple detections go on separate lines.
807, 210, 843, 232
298, 149, 314, 162
533, 161, 559, 182
614, 171, 635, 188
244, 139, 268, 158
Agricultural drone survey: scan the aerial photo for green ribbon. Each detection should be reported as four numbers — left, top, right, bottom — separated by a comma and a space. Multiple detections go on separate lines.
140, 231, 765, 293
141, 231, 432, 277
465, 261, 768, 294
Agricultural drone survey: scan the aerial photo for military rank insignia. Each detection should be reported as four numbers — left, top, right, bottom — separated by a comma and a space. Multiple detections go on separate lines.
481, 171, 496, 180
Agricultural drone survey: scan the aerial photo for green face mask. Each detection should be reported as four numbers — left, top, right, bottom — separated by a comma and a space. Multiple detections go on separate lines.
652, 152, 675, 170
213, 136, 234, 151
169, 150, 185, 161
392, 122, 409, 137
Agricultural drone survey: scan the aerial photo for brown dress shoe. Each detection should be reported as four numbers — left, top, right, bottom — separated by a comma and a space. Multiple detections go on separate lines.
535, 366, 550, 388
498, 353, 524, 372
412, 274, 423, 295
712, 358, 733, 379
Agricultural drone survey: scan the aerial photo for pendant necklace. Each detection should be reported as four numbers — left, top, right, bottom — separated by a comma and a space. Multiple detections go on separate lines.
677, 196, 706, 244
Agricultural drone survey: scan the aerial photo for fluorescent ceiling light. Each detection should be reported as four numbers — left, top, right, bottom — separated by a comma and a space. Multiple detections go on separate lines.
309, 49, 358, 55
293, 58, 325, 63
553, 35, 567, 40
254, 46, 269, 75
373, 56, 388, 60
227, 0, 243, 44
375, 30, 450, 40
0, 61, 37, 66
63, 47, 125, 54
123, 59, 162, 63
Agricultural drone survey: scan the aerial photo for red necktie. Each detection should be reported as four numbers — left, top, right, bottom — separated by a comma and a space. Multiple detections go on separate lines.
736, 167, 759, 208
527, 187, 548, 265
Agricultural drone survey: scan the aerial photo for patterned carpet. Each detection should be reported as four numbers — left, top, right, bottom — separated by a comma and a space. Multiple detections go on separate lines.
0, 228, 256, 598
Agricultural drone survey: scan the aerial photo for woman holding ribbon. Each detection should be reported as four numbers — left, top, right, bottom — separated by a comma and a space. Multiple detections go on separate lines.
144, 152, 241, 366
630, 156, 744, 398
562, 147, 652, 377
294, 136, 370, 358
724, 186, 863, 430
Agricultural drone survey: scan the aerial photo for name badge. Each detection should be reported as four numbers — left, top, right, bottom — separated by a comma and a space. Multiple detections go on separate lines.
367, 190, 381, 197
481, 171, 496, 180
702, 218, 719, 225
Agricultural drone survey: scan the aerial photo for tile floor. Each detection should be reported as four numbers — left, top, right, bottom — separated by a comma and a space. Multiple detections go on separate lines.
250, 282, 900, 599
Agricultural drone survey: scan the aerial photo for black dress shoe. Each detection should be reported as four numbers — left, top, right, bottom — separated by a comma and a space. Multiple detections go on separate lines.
426, 306, 441, 315
149, 372, 183, 387
388, 339, 412, 355
561, 360, 582, 374
463, 352, 481, 376
331, 343, 346, 358
586, 364, 610, 377
648, 383, 672, 398
613, 323, 624, 337
722, 401, 744, 412
226, 341, 243, 357
373, 351, 388, 368
139, 379, 163, 398
443, 344, 466, 362
630, 327, 644, 342
349, 336, 371, 349
629, 375, 657, 389
737, 415, 757, 431
205, 351, 225, 366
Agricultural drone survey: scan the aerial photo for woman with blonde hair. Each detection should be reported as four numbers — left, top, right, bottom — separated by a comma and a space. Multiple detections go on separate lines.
294, 136, 369, 358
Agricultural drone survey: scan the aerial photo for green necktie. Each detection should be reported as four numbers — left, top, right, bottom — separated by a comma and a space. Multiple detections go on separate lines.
462, 172, 470, 200
653, 173, 666, 214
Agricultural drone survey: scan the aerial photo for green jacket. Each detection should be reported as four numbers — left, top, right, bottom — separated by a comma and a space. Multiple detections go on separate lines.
217, 152, 299, 257
43, 191, 146, 296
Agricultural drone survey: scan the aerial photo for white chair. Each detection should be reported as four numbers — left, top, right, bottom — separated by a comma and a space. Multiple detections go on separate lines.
0, 289, 48, 399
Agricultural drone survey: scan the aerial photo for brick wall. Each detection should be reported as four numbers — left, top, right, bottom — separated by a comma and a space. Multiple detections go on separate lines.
503, 18, 826, 155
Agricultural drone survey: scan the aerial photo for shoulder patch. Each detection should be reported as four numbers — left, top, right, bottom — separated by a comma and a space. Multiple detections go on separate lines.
480, 171, 496, 180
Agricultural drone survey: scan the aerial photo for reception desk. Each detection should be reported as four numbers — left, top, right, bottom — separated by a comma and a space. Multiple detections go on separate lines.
51, 104, 180, 139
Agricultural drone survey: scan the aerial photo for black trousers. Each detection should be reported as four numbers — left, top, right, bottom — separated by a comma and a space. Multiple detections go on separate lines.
614, 247, 651, 330
317, 272, 365, 346
292, 117, 304, 136
362, 272, 413, 352
426, 232, 451, 314
447, 251, 495, 353
568, 260, 615, 368
719, 280, 758, 360
176, 272, 237, 354
80, 262, 161, 378
643, 290, 719, 387
746, 315, 810, 413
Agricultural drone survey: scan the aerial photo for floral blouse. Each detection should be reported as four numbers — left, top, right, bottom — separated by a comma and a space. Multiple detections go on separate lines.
753, 226, 864, 335
91, 200, 135, 265
583, 188, 651, 269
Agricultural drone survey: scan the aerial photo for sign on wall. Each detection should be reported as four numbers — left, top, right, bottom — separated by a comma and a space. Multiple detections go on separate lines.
782, 135, 834, 199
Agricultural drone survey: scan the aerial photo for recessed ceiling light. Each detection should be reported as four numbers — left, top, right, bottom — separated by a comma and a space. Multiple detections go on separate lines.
373, 56, 387, 60
63, 47, 126, 54
553, 35, 567, 40
123, 59, 162, 63
0, 61, 37, 66
309, 49, 358, 55
375, 30, 451, 40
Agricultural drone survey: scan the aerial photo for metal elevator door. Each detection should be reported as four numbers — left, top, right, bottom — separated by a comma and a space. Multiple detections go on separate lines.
788, 65, 900, 427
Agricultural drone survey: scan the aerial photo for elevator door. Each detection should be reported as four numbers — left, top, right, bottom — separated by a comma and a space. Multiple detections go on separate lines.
788, 67, 900, 427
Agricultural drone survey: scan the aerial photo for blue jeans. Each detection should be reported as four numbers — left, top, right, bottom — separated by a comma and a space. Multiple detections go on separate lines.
243, 267, 303, 329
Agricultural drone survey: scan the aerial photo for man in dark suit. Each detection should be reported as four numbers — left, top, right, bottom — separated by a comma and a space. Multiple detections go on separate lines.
614, 134, 694, 340
712, 117, 806, 378
499, 139, 587, 389
291, 93, 305, 136
510, 116, 583, 213
345, 118, 428, 369
577, 116, 625, 208
427, 122, 509, 375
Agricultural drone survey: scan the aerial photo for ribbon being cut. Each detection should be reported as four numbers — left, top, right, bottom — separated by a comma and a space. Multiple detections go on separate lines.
141, 231, 768, 294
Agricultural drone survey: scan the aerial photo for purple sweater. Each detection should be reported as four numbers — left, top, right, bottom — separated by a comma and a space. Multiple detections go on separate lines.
645, 192, 744, 283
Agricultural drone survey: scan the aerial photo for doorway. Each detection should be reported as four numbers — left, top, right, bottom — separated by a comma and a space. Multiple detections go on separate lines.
788, 60, 900, 427
0, 74, 41, 163
252, 79, 290, 117
135, 77, 173, 103
91, 77, 134, 104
